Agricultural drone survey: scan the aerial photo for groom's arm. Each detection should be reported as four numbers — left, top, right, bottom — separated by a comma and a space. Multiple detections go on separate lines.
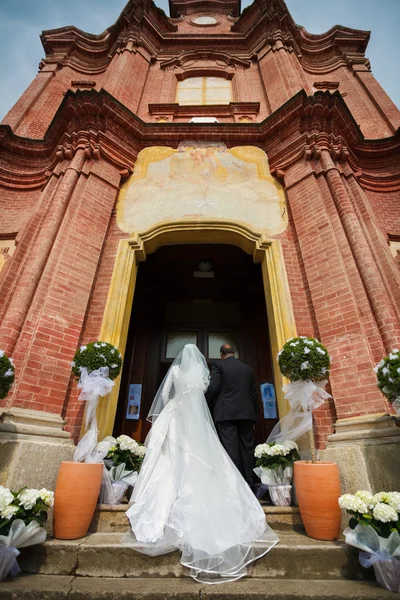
205, 362, 222, 404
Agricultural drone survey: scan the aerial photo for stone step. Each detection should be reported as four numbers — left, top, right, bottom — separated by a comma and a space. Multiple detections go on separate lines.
19, 530, 368, 581
1, 575, 391, 600
89, 502, 304, 533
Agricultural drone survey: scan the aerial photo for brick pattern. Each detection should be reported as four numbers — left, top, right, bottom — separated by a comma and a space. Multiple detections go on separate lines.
0, 2, 400, 448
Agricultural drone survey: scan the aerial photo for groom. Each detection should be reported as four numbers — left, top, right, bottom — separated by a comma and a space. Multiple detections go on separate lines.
206, 343, 258, 488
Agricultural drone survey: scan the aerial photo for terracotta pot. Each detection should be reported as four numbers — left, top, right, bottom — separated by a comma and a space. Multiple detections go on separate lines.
53, 461, 103, 539
294, 461, 341, 541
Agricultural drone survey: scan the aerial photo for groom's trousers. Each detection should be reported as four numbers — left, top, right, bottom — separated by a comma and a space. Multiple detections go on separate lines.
216, 419, 255, 488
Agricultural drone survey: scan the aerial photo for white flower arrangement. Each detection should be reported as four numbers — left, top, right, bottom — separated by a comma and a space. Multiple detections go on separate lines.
105, 435, 146, 472
0, 486, 54, 534
71, 341, 123, 381
254, 440, 300, 469
0, 486, 53, 581
277, 336, 331, 382
374, 349, 400, 412
0, 350, 15, 400
339, 490, 400, 592
339, 490, 400, 537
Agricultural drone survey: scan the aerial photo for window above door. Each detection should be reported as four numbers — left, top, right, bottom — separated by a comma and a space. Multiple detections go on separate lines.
176, 77, 232, 106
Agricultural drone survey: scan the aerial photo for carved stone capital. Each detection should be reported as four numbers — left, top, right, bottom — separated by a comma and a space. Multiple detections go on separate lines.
304, 136, 349, 164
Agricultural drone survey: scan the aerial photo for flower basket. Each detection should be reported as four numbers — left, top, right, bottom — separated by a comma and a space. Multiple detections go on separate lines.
253, 441, 299, 506
0, 486, 53, 580
269, 485, 293, 507
339, 490, 400, 592
96, 436, 145, 504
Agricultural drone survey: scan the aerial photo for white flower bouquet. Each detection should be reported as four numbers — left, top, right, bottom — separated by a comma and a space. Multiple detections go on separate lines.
71, 341, 123, 464
0, 350, 15, 400
0, 486, 54, 581
374, 349, 400, 414
339, 490, 400, 592
254, 441, 300, 506
273, 337, 332, 462
98, 435, 146, 504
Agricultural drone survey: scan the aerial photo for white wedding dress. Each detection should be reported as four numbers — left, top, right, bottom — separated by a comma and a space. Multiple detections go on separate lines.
123, 344, 278, 583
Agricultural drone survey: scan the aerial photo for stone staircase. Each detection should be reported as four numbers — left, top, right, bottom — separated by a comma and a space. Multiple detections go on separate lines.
1, 503, 392, 599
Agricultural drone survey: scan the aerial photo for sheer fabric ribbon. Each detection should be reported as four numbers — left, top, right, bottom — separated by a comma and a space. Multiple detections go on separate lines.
266, 380, 331, 444
73, 367, 114, 463
0, 520, 47, 581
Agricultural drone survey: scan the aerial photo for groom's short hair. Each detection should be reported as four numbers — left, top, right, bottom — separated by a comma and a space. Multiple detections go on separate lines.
220, 343, 235, 356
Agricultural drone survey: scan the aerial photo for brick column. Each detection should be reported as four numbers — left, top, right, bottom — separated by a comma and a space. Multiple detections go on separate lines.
352, 66, 400, 134
320, 148, 400, 352
285, 160, 387, 420
0, 148, 86, 357
1, 64, 56, 131
7, 155, 121, 415
103, 36, 150, 115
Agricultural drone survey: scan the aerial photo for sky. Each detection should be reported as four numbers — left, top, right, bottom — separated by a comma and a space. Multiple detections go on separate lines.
0, 0, 398, 122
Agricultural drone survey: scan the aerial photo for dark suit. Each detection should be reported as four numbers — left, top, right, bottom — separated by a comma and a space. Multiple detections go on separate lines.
205, 356, 258, 487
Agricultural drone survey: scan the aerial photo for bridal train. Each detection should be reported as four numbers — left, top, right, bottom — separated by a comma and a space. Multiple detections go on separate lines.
122, 344, 278, 583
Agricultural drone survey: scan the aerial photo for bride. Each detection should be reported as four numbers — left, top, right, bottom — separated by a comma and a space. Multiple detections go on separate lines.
123, 344, 278, 583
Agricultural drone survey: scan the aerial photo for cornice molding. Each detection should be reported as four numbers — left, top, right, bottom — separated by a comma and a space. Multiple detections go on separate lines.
36, 0, 371, 78
0, 89, 399, 192
160, 50, 250, 70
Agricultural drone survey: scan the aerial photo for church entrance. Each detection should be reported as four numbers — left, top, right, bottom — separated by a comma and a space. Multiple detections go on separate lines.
113, 244, 278, 444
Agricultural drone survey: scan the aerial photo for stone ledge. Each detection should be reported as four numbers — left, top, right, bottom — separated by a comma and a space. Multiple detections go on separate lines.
327, 413, 400, 446
89, 504, 303, 533
18, 531, 365, 581
1, 575, 391, 599
0, 407, 72, 443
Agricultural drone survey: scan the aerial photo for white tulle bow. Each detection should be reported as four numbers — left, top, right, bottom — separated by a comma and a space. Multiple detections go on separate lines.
73, 367, 114, 463
0, 520, 47, 581
267, 380, 331, 444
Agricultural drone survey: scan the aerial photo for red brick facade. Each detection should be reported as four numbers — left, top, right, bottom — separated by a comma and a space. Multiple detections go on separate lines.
0, 0, 399, 447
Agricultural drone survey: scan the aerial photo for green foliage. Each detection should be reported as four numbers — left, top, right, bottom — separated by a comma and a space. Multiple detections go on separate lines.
106, 447, 144, 473
104, 435, 146, 474
71, 341, 123, 381
347, 510, 400, 539
254, 441, 301, 470
0, 487, 53, 537
277, 337, 331, 382
255, 452, 300, 471
374, 350, 400, 404
0, 351, 15, 400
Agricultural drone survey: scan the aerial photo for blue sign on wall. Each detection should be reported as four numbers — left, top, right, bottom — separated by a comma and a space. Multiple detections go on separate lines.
126, 384, 142, 420
260, 382, 277, 419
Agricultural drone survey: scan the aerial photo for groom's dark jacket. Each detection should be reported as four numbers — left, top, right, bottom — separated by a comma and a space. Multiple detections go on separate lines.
205, 357, 258, 422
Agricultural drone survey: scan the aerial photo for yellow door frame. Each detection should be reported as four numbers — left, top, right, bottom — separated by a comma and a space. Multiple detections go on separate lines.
95, 221, 297, 440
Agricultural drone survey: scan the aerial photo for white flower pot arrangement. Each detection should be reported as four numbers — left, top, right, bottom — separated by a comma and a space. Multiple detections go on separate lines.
99, 435, 146, 504
0, 486, 54, 581
339, 490, 400, 592
254, 441, 300, 506
273, 337, 342, 541
53, 341, 123, 540
71, 341, 123, 463
0, 349, 15, 400
374, 348, 400, 414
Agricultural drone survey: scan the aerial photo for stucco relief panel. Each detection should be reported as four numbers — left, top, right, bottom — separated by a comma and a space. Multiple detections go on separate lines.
117, 143, 287, 236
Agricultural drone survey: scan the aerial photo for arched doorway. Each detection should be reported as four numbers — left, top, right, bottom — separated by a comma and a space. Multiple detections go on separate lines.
113, 244, 277, 444
95, 221, 297, 441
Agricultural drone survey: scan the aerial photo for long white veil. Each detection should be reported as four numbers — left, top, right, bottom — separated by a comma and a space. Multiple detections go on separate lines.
123, 343, 278, 584
147, 343, 210, 422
